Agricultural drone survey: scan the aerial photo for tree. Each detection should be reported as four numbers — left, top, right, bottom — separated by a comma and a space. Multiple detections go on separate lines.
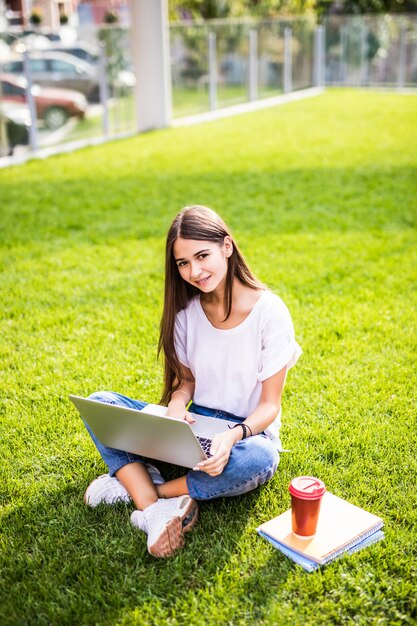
169, 0, 316, 21
313, 0, 417, 15
169, 0, 417, 19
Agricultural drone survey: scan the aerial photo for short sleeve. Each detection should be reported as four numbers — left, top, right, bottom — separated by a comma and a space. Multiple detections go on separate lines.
174, 310, 190, 368
258, 301, 302, 382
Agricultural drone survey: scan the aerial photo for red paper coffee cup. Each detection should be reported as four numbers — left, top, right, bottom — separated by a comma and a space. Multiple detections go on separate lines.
289, 476, 326, 540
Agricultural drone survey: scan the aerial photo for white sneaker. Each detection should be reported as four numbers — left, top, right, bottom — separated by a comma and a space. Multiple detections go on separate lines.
84, 464, 165, 508
131, 495, 199, 558
84, 474, 131, 508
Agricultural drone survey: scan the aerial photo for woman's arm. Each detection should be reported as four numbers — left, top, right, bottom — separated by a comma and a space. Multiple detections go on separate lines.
240, 365, 287, 437
196, 366, 287, 476
166, 364, 195, 423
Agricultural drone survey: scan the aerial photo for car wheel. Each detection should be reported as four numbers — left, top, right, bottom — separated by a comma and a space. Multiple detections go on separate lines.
44, 107, 69, 130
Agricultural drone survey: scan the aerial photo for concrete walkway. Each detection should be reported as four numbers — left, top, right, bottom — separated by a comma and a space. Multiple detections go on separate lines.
172, 87, 324, 127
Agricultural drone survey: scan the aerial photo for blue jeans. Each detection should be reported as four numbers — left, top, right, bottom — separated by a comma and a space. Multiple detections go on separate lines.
84, 391, 280, 501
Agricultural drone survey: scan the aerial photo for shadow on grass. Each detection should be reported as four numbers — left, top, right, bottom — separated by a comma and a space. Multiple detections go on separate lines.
0, 477, 293, 626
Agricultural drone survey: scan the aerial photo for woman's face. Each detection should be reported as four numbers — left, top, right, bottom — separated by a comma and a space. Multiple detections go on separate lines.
173, 237, 233, 294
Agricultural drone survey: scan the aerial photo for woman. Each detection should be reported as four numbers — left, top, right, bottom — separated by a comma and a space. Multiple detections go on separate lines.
83, 205, 301, 558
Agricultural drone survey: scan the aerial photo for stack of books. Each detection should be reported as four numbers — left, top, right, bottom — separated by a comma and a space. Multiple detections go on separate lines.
257, 492, 384, 572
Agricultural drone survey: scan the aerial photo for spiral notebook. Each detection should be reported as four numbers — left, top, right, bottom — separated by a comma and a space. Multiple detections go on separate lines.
257, 492, 384, 572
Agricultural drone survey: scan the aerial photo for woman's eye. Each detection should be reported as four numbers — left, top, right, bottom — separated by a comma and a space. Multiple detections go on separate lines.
177, 261, 187, 268
198, 254, 208, 260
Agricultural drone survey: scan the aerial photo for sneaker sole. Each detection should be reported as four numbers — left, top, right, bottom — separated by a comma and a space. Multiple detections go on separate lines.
148, 515, 184, 558
181, 498, 199, 533
148, 498, 199, 558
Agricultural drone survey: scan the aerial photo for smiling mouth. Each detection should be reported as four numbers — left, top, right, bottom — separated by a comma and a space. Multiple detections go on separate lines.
196, 276, 210, 287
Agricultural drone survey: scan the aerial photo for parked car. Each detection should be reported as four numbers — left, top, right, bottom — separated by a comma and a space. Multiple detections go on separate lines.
1, 50, 136, 102
1, 51, 100, 102
11, 31, 61, 51
47, 43, 137, 91
47, 42, 99, 66
0, 38, 11, 62
0, 102, 30, 156
0, 72, 87, 129
11, 33, 52, 52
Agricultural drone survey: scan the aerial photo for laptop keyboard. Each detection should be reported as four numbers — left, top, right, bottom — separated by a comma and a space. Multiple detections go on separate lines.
196, 436, 213, 457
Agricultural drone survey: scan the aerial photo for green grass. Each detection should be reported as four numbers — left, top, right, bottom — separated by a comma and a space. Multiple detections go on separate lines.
45, 85, 267, 148
1, 88, 416, 625
45, 95, 137, 147
42, 85, 286, 148
171, 84, 271, 117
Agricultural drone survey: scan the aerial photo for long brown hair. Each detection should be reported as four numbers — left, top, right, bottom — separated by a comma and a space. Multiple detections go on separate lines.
158, 205, 262, 405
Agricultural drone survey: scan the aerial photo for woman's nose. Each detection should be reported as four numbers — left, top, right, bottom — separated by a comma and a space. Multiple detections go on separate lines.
190, 262, 202, 279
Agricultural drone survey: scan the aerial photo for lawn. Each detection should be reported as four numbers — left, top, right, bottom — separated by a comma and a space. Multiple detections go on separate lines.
1, 89, 416, 625
41, 85, 285, 149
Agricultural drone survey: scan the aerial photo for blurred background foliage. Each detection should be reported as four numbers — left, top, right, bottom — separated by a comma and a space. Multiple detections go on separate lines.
168, 0, 417, 21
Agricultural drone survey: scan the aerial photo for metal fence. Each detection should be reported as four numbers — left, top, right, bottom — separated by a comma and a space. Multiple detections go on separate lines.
325, 14, 417, 88
0, 26, 136, 159
0, 14, 416, 164
170, 18, 322, 117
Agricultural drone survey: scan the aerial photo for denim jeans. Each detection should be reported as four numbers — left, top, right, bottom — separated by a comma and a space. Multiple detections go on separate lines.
84, 391, 280, 501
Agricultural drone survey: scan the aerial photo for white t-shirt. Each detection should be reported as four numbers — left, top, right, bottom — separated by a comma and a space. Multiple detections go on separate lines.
174, 289, 302, 450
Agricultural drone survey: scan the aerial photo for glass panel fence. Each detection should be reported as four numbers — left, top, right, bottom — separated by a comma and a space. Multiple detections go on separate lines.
292, 19, 315, 91
170, 18, 317, 117
257, 20, 284, 98
0, 24, 135, 161
324, 14, 417, 88
216, 22, 249, 108
170, 23, 210, 117
1, 14, 416, 164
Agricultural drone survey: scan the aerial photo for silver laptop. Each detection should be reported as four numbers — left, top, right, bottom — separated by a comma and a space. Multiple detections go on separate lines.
69, 395, 237, 469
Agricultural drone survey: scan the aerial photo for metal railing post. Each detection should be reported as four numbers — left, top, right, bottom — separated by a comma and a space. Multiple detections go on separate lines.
284, 27, 292, 94
360, 22, 369, 86
208, 31, 218, 111
314, 27, 319, 86
397, 21, 406, 90
98, 43, 110, 136
413, 23, 417, 83
340, 25, 347, 85
248, 28, 258, 101
314, 25, 325, 87
22, 50, 38, 152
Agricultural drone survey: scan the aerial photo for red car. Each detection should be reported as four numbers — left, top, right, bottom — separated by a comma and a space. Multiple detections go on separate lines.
0, 72, 87, 129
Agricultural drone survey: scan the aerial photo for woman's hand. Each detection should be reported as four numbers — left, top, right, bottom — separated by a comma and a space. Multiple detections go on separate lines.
166, 398, 195, 424
193, 429, 237, 476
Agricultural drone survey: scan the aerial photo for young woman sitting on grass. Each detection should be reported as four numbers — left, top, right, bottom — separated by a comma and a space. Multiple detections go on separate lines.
83, 205, 301, 558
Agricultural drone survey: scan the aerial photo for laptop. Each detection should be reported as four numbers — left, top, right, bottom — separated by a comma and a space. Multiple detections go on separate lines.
69, 395, 238, 469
